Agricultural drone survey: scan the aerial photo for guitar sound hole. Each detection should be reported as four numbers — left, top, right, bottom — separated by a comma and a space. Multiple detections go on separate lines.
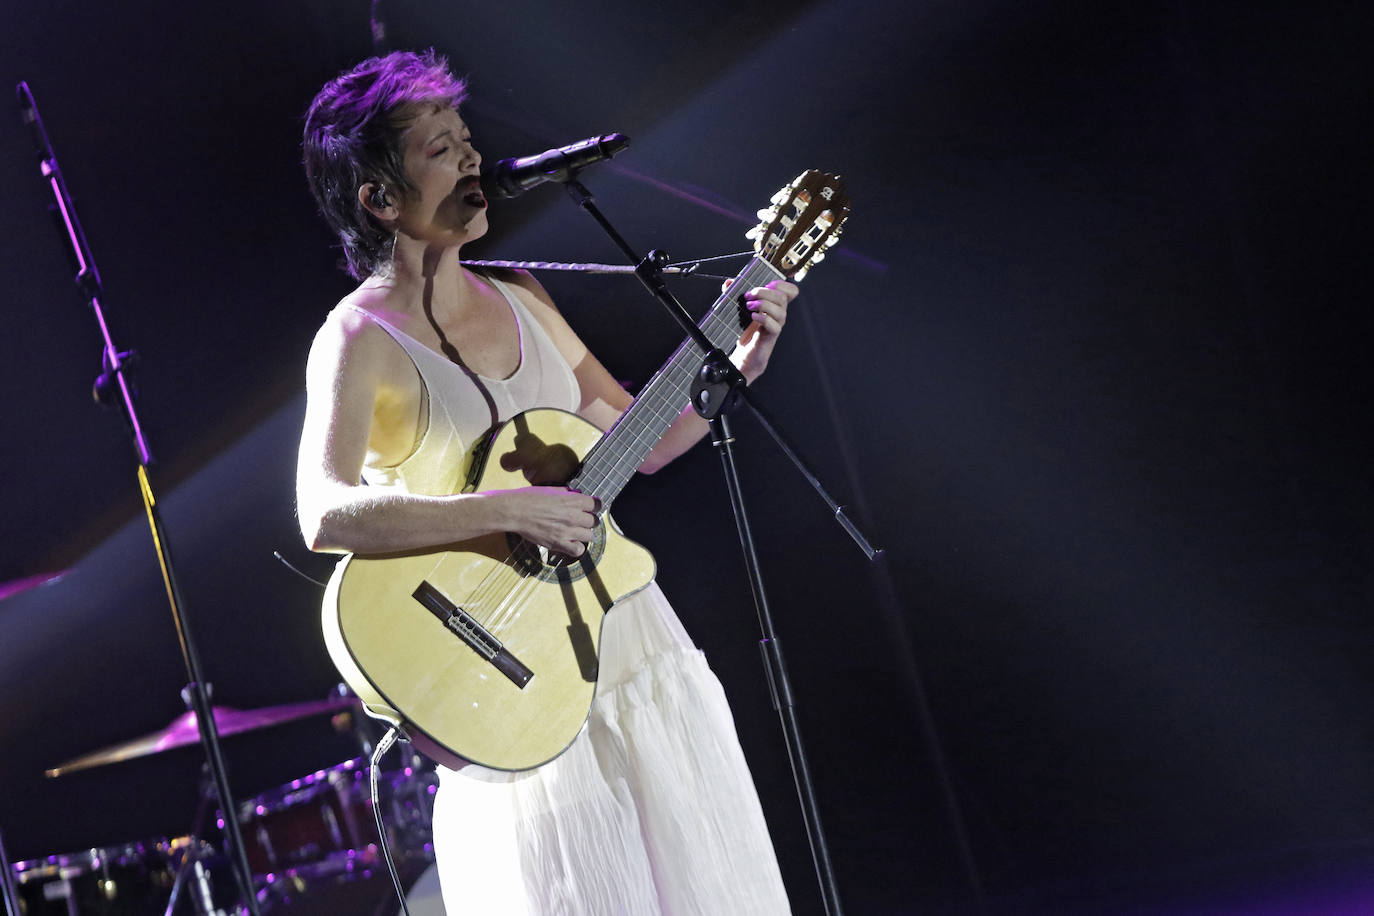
507, 520, 606, 584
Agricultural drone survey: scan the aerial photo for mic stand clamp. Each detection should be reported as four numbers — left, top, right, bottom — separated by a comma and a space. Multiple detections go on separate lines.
689, 349, 747, 421
93, 348, 139, 407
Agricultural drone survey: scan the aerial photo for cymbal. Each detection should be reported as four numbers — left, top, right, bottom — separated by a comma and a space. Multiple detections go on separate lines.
45, 696, 360, 778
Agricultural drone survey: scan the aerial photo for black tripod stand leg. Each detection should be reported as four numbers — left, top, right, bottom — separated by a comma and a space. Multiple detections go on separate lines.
0, 826, 21, 916
709, 415, 844, 916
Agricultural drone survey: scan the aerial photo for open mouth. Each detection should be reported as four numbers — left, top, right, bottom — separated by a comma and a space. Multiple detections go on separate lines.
459, 176, 487, 209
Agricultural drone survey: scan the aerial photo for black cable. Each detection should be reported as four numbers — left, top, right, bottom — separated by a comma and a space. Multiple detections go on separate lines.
371, 726, 411, 916
272, 549, 328, 588
664, 249, 753, 271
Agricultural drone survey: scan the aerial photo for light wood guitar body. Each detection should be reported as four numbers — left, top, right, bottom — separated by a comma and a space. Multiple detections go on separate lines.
323, 409, 655, 771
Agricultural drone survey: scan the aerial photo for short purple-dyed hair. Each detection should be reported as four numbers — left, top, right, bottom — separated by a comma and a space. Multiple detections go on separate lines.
303, 50, 468, 279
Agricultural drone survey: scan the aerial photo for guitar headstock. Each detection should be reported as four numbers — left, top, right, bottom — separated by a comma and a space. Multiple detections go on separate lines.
746, 169, 850, 281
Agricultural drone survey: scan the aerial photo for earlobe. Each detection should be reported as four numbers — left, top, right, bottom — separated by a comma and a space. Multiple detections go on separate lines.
359, 182, 396, 221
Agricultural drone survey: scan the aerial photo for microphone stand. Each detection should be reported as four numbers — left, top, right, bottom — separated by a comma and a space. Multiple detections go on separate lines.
561, 175, 876, 916
15, 82, 261, 916
0, 826, 20, 916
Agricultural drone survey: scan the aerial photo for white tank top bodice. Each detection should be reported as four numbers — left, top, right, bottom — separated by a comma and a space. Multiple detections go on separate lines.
343, 274, 582, 496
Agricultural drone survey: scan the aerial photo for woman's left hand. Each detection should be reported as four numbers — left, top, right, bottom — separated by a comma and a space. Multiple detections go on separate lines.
734, 279, 800, 382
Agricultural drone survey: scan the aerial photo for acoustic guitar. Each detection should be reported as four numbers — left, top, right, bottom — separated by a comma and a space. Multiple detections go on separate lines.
322, 170, 850, 771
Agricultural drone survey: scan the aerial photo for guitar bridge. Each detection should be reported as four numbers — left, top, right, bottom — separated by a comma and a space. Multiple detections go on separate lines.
412, 581, 534, 689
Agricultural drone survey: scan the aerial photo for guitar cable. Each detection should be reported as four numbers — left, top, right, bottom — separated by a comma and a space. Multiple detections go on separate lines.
271, 549, 328, 588
371, 725, 413, 916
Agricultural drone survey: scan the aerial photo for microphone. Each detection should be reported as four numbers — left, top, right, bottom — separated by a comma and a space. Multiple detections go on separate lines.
483, 133, 629, 199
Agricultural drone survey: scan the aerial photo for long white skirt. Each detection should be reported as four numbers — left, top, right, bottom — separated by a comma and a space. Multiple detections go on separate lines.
430, 581, 791, 915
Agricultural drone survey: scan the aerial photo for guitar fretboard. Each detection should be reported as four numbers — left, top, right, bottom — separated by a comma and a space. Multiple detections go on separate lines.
570, 256, 783, 506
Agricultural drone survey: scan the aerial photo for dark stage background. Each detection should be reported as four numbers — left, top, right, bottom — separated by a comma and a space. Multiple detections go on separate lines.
2, 1, 1372, 913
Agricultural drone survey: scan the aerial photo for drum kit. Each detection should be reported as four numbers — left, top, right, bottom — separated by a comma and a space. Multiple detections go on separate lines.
6, 695, 442, 916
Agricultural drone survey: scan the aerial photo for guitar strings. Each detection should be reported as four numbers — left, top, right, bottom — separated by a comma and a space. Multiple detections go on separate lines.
458, 392, 688, 636
571, 256, 777, 495
451, 256, 780, 642
471, 257, 776, 636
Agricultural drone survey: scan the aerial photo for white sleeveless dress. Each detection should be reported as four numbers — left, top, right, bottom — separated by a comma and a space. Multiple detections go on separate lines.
343, 275, 790, 915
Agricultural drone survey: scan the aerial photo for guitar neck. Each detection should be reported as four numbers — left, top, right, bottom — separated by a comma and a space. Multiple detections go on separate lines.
570, 256, 784, 506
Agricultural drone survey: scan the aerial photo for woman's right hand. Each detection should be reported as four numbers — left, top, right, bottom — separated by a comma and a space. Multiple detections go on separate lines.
487, 486, 599, 557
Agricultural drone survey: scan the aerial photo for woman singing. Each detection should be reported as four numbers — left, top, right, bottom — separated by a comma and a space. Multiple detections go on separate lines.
297, 50, 795, 914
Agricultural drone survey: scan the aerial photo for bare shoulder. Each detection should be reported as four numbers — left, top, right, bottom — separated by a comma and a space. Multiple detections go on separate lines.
486, 266, 560, 317
316, 286, 396, 345
306, 287, 410, 386
481, 268, 632, 422
487, 267, 577, 330
484, 267, 589, 362
484, 265, 546, 297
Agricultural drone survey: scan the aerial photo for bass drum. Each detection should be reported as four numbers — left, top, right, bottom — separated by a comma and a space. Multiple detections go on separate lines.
247, 756, 441, 915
